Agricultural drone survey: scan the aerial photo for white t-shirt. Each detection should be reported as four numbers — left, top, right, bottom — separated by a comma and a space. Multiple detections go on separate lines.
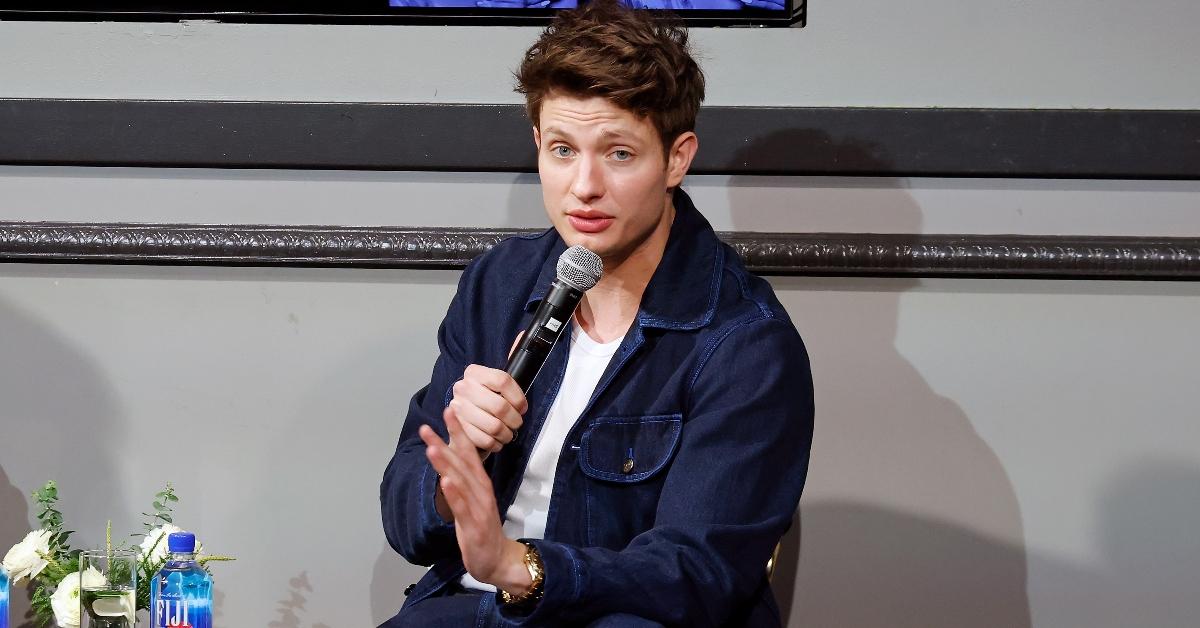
461, 322, 620, 592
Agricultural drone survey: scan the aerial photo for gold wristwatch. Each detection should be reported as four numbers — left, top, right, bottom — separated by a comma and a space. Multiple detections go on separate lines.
499, 541, 545, 607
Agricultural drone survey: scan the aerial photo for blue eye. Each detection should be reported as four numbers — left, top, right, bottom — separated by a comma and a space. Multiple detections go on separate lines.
553, 145, 574, 158
612, 150, 632, 161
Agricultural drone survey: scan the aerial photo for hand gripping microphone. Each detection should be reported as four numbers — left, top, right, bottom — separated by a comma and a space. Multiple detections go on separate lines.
506, 245, 604, 392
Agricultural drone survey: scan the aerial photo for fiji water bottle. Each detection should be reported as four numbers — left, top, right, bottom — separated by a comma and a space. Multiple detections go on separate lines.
1, 563, 9, 628
150, 532, 212, 628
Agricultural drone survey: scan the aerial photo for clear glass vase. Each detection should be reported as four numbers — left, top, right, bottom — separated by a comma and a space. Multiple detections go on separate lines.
78, 549, 137, 628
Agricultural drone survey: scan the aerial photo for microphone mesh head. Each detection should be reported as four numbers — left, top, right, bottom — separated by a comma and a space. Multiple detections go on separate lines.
556, 245, 603, 291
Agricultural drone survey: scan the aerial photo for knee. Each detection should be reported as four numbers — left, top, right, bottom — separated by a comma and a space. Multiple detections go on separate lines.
585, 613, 666, 628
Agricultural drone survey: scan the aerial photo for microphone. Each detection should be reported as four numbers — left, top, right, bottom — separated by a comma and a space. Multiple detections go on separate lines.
506, 245, 604, 392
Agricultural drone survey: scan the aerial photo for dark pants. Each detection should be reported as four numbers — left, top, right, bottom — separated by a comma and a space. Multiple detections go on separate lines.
380, 590, 486, 628
380, 590, 665, 628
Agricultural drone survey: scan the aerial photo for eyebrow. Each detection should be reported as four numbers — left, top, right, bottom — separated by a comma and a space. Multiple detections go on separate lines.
599, 128, 636, 142
541, 126, 572, 139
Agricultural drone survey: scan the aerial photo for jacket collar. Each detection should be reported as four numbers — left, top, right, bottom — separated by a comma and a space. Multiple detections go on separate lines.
523, 188, 722, 331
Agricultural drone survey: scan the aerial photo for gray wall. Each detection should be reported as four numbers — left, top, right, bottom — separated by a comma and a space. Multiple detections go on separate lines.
2, 1, 1200, 626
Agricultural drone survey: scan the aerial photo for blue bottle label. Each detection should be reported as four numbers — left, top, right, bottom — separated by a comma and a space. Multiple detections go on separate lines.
153, 595, 211, 628
1, 567, 9, 628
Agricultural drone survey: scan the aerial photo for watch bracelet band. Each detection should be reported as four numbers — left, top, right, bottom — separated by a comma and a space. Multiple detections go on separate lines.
500, 541, 545, 607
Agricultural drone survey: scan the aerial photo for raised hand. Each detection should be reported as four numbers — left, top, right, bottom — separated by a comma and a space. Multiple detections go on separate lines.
419, 408, 531, 592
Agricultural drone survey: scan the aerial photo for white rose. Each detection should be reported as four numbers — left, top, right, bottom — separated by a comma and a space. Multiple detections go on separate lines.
50, 566, 105, 628
3, 529, 53, 583
138, 525, 202, 566
137, 524, 181, 566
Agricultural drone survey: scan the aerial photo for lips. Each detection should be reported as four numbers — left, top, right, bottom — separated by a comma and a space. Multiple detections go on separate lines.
567, 210, 614, 234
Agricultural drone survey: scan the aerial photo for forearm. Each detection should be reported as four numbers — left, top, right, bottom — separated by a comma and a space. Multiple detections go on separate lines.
497, 528, 777, 627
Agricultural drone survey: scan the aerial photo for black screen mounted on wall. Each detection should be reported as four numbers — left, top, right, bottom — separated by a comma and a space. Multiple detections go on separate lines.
0, 0, 805, 27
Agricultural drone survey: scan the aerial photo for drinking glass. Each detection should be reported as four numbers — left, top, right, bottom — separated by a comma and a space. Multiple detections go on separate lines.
78, 549, 137, 628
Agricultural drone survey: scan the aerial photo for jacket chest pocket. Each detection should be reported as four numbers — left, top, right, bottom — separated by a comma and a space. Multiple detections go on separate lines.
579, 413, 683, 483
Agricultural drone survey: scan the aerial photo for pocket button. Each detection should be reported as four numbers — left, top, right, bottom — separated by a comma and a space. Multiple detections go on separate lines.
623, 458, 635, 474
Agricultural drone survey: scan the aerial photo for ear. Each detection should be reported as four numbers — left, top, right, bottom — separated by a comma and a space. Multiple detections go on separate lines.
532, 126, 542, 150
665, 131, 698, 188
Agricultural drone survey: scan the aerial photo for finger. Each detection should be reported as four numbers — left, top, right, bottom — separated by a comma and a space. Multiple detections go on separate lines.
437, 474, 498, 551
451, 374, 523, 432
427, 426, 496, 525
425, 414, 479, 483
454, 380, 522, 433
465, 364, 529, 416
421, 425, 466, 479
452, 391, 518, 441
427, 451, 477, 525
445, 407, 491, 467
425, 430, 491, 520
444, 410, 499, 486
418, 424, 448, 449
461, 419, 504, 453
508, 331, 525, 359
443, 404, 475, 455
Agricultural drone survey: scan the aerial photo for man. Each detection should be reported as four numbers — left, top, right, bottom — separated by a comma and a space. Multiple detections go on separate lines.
380, 2, 813, 625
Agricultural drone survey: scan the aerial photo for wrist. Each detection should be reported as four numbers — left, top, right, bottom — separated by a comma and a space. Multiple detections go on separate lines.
493, 539, 533, 593
433, 474, 454, 523
498, 540, 544, 608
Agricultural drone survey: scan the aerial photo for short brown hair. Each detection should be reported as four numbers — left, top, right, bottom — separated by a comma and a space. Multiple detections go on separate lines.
515, 0, 705, 155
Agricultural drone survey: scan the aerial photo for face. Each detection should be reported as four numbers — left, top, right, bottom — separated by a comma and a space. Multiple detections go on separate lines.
534, 93, 697, 266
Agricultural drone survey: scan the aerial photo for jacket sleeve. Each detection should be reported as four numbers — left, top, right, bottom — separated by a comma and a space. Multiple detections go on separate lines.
498, 316, 815, 626
380, 260, 482, 566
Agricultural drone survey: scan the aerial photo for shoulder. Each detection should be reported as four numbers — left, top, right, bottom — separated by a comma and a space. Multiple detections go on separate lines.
687, 244, 808, 381
464, 228, 559, 278
441, 228, 562, 363
455, 227, 560, 298
710, 241, 796, 330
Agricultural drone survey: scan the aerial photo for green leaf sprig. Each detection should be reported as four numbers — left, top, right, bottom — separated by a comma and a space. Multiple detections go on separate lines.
29, 481, 80, 628
32, 481, 74, 557
142, 482, 179, 533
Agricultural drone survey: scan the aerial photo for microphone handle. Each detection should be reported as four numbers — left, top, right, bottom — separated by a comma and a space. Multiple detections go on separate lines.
506, 279, 584, 392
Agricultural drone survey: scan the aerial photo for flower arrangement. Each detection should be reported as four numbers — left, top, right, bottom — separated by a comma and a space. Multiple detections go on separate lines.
2, 481, 233, 628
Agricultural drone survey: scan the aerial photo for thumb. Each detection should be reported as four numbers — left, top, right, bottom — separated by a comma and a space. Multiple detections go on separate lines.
508, 330, 525, 360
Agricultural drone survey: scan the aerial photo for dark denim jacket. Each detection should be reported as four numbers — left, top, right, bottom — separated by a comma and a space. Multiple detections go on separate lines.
381, 190, 814, 627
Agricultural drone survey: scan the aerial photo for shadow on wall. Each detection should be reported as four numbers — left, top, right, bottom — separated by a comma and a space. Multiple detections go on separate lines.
1023, 458, 1200, 628
0, 294, 126, 628
1093, 458, 1200, 625
268, 571, 332, 628
506, 172, 550, 228
222, 274, 454, 625
727, 130, 1032, 627
0, 466, 29, 614
784, 502, 1030, 627
372, 539, 419, 625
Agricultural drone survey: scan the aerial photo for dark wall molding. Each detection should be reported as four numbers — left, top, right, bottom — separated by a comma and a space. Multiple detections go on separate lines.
2, 222, 1197, 280
4, 99, 1197, 279
2, 99, 1198, 179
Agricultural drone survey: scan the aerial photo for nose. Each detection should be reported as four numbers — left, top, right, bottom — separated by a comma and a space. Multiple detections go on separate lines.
570, 155, 604, 204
